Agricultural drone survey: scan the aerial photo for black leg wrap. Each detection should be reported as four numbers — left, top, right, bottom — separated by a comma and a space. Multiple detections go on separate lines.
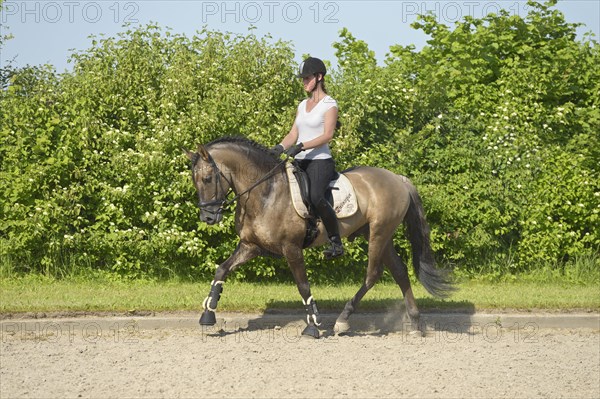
302, 296, 321, 339
206, 282, 223, 310
199, 281, 223, 326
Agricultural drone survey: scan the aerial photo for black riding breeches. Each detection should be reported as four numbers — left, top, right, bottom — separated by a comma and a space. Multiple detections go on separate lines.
296, 158, 336, 206
296, 158, 340, 238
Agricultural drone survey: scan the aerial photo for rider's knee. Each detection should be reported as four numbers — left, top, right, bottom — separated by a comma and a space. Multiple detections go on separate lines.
313, 196, 329, 211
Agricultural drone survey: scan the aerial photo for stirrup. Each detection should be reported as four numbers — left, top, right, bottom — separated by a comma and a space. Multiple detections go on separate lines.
323, 240, 344, 260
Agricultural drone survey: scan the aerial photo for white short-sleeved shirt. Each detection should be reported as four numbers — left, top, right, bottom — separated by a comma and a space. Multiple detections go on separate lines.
294, 95, 338, 160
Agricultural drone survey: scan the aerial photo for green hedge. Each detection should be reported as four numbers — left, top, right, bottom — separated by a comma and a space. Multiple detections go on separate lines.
1, 1, 598, 281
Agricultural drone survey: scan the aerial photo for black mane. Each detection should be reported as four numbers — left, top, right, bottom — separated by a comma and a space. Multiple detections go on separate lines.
206, 136, 280, 167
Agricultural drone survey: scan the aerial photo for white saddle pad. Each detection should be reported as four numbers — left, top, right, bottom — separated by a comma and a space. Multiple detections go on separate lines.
285, 163, 358, 219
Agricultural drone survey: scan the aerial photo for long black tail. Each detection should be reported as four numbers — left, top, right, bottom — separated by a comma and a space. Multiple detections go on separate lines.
404, 183, 455, 298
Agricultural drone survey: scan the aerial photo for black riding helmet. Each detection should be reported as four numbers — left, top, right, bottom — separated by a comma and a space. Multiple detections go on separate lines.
297, 57, 327, 78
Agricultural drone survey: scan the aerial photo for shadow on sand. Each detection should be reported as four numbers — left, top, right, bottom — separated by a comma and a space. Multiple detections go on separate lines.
203, 297, 477, 339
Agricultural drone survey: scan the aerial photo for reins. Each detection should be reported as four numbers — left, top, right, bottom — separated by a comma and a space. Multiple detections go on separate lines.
224, 157, 289, 206
198, 149, 289, 214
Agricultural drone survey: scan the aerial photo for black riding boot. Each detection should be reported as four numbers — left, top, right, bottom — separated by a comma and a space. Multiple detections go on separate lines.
315, 199, 344, 259
324, 235, 344, 259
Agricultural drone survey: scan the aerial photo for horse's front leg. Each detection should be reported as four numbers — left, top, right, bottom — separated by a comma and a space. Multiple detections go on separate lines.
284, 246, 321, 339
199, 241, 261, 326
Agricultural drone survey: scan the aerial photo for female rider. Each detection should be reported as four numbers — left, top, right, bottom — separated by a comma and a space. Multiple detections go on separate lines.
271, 57, 343, 259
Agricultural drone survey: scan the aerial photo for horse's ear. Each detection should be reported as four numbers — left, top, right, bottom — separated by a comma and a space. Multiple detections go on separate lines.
197, 145, 210, 162
183, 148, 195, 161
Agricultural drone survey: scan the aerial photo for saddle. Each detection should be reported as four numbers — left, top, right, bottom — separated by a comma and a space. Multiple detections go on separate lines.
285, 162, 358, 248
285, 162, 358, 220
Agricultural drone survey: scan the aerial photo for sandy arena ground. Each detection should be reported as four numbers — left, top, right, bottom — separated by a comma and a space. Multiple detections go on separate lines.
1, 316, 599, 398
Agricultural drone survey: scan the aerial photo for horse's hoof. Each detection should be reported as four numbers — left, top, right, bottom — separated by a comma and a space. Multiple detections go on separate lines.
334, 321, 350, 335
199, 310, 217, 326
302, 324, 320, 339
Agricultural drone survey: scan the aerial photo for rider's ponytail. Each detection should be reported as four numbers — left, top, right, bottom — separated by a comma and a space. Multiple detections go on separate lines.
318, 77, 341, 129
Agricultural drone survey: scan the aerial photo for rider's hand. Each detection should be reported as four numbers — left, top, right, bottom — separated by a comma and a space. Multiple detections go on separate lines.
269, 144, 284, 158
284, 143, 304, 157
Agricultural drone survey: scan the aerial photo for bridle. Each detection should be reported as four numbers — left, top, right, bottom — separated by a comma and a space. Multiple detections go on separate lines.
194, 150, 233, 219
194, 148, 288, 216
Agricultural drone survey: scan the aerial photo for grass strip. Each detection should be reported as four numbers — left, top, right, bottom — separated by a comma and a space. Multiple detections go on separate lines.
1, 276, 598, 315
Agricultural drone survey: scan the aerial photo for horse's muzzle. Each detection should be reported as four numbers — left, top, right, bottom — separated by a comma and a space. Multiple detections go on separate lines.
200, 207, 223, 225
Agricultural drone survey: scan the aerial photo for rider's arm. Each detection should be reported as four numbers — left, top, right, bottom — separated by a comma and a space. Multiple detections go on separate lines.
279, 111, 300, 150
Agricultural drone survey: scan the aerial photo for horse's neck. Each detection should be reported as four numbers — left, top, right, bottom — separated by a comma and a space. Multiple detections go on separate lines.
216, 149, 291, 227
218, 149, 280, 197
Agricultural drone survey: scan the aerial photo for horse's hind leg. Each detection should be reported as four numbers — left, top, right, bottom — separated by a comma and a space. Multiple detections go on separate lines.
334, 228, 386, 334
383, 241, 422, 334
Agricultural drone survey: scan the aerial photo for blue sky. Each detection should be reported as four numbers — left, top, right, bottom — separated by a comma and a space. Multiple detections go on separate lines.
1, 1, 599, 72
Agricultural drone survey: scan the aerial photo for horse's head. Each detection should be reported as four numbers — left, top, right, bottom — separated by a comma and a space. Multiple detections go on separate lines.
185, 145, 232, 225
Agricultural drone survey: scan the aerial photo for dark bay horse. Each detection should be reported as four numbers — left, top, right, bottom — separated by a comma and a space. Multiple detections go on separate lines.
185, 137, 453, 338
